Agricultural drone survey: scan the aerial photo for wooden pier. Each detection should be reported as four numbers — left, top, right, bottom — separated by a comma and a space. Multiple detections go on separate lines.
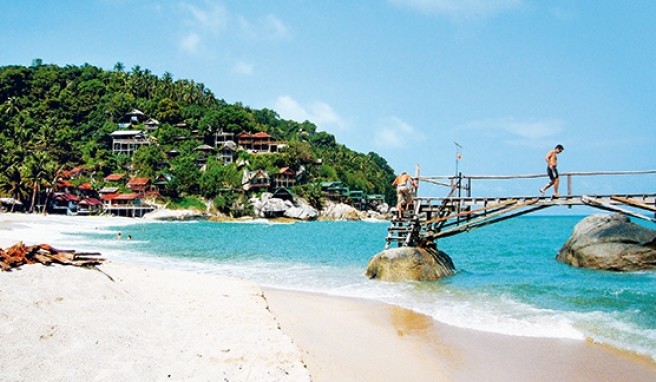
385, 170, 656, 249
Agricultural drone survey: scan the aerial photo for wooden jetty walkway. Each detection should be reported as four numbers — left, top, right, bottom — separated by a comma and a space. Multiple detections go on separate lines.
385, 170, 656, 249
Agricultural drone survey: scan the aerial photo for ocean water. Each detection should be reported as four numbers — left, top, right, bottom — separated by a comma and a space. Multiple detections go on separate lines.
73, 216, 656, 362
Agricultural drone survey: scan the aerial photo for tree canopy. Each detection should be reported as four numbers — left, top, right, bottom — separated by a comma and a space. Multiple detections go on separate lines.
0, 61, 397, 211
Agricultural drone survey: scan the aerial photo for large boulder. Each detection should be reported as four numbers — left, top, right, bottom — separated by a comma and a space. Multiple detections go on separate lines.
557, 214, 656, 271
284, 204, 318, 220
320, 202, 362, 220
365, 246, 455, 281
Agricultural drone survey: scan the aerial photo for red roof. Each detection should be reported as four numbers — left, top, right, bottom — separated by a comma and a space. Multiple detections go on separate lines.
57, 179, 75, 188
54, 193, 79, 202
104, 173, 125, 182
78, 182, 93, 191
79, 197, 103, 206
237, 131, 251, 138
113, 193, 139, 201
252, 132, 272, 139
100, 193, 118, 201
127, 177, 151, 186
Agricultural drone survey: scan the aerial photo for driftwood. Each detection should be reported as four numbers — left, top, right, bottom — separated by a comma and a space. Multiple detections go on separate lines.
0, 242, 105, 271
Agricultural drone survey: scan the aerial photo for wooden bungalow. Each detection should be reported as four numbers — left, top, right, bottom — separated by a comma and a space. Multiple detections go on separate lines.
126, 177, 152, 196
101, 192, 155, 218
242, 169, 270, 191
104, 173, 126, 184
218, 141, 238, 165
49, 193, 80, 215
78, 197, 103, 215
348, 190, 366, 210
144, 118, 160, 131
321, 181, 349, 202
194, 144, 216, 168
55, 179, 76, 193
153, 173, 174, 196
273, 167, 297, 189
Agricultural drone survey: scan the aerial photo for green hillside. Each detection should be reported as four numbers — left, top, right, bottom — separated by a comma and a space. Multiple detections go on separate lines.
0, 61, 396, 214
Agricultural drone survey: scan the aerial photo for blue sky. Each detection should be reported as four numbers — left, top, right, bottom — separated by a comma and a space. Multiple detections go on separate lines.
1, 0, 655, 197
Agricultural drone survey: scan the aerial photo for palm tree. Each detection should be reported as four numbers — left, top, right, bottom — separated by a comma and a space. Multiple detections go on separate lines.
0, 164, 29, 211
21, 151, 54, 212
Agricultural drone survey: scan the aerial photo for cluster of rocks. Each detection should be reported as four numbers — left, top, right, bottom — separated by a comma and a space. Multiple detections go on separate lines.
249, 193, 391, 221
250, 193, 318, 220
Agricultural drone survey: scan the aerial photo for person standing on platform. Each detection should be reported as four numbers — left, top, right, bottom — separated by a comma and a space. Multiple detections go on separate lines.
392, 171, 418, 219
540, 144, 564, 197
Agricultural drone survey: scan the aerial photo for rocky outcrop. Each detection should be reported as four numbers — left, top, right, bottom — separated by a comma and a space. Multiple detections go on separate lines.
250, 193, 318, 221
557, 213, 656, 271
365, 246, 455, 281
143, 208, 207, 221
318, 202, 391, 221
284, 204, 318, 220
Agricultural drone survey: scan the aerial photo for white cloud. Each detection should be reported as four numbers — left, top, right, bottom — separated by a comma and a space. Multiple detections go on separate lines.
180, 32, 201, 53
458, 117, 564, 146
273, 96, 347, 133
389, 0, 522, 18
181, 2, 228, 36
373, 117, 424, 149
177, 3, 288, 56
238, 14, 290, 40
232, 60, 254, 75
237, 14, 289, 41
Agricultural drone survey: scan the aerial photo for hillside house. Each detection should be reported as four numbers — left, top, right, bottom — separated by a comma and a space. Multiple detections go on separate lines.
273, 167, 297, 189
218, 141, 237, 165
110, 130, 153, 156
144, 118, 160, 131
242, 169, 270, 191
126, 177, 152, 196
104, 173, 126, 184
237, 131, 279, 153
215, 129, 235, 146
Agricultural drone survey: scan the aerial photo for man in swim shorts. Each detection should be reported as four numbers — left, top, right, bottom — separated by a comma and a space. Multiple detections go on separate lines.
539, 144, 564, 197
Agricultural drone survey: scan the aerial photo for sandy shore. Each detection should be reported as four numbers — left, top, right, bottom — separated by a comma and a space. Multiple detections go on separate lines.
2, 212, 655, 381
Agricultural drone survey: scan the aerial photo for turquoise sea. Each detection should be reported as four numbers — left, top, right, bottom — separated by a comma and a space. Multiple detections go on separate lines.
76, 216, 656, 362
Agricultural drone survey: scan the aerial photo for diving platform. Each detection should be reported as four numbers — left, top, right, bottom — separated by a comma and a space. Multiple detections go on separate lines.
385, 170, 656, 249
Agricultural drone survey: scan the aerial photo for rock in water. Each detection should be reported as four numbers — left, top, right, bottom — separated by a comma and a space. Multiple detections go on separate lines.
557, 213, 656, 271
365, 246, 455, 281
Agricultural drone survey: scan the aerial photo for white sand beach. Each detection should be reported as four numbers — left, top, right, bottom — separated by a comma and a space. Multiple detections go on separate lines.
1, 213, 655, 381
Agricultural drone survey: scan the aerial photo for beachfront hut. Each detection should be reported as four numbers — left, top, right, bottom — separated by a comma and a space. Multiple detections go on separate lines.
49, 193, 80, 215
78, 197, 103, 215
0, 197, 24, 212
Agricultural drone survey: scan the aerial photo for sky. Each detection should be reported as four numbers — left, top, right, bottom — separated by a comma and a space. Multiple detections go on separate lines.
1, 0, 655, 198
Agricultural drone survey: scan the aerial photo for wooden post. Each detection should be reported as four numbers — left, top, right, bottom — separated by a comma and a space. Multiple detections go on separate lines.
567, 174, 572, 196
414, 164, 421, 215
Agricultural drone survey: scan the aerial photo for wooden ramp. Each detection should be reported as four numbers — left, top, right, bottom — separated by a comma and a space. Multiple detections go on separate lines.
385, 169, 656, 249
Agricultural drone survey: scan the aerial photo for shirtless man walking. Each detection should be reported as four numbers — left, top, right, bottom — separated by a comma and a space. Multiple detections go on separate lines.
540, 144, 564, 197
392, 171, 418, 219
